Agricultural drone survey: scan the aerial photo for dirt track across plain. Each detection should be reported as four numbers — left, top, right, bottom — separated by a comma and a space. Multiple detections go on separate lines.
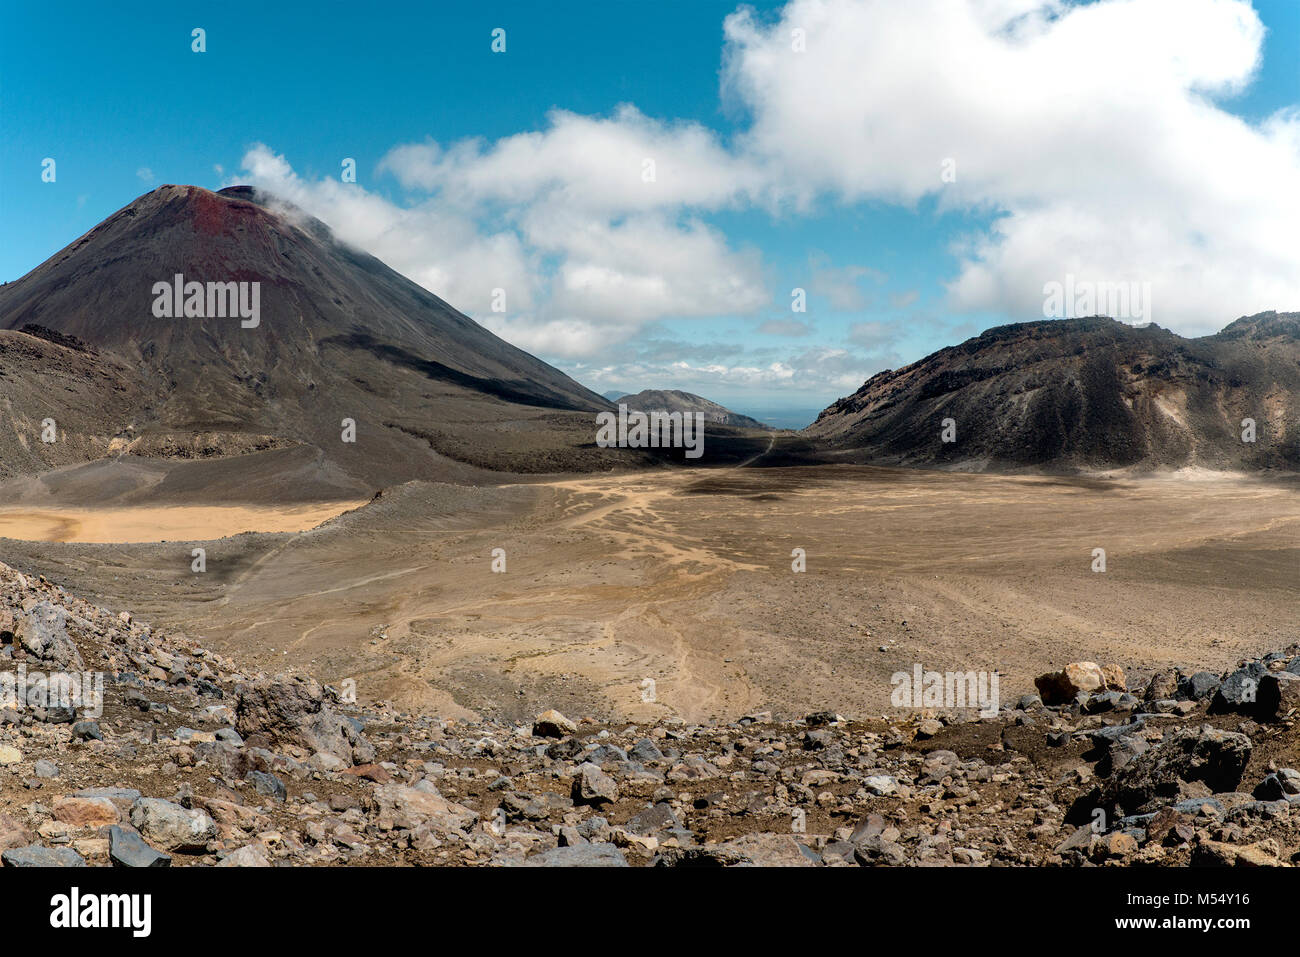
1, 465, 1297, 724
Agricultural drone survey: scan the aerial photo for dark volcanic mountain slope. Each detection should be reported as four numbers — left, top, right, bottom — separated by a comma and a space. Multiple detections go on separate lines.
618, 389, 772, 429
0, 185, 623, 491
0, 327, 147, 479
806, 314, 1300, 471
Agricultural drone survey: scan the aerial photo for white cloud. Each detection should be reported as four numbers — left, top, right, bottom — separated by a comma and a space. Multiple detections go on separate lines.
722, 0, 1300, 332
231, 134, 769, 358
531, 205, 767, 324
231, 144, 541, 320
379, 105, 766, 214
575, 345, 878, 397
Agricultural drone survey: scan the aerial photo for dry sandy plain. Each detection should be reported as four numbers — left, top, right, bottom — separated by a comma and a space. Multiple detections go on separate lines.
1, 461, 1297, 725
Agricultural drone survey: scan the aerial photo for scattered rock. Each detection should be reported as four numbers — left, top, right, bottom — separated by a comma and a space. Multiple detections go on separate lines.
1090, 725, 1252, 816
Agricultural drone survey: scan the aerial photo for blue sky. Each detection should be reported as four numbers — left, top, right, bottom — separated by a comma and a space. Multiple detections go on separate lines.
3, 0, 1298, 428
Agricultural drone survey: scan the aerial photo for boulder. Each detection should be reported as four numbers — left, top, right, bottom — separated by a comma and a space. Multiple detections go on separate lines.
235, 674, 374, 767
628, 738, 665, 764
0, 814, 35, 852
626, 802, 682, 835
518, 844, 628, 867
71, 721, 102, 741
246, 770, 287, 803
52, 796, 120, 828
1145, 807, 1194, 846
1253, 769, 1300, 801
371, 784, 478, 833
108, 826, 171, 867
1191, 841, 1282, 867
1256, 672, 1300, 721
1178, 672, 1220, 701
572, 762, 619, 805
654, 834, 820, 867
1210, 663, 1267, 713
1035, 662, 1106, 705
129, 798, 216, 852
532, 709, 577, 738
854, 834, 909, 866
216, 844, 271, 867
1101, 663, 1127, 692
1144, 670, 1179, 701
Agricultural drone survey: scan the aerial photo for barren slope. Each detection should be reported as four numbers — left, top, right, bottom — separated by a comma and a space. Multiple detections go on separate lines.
808, 313, 1300, 471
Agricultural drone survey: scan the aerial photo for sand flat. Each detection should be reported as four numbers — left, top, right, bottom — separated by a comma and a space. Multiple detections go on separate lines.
0, 501, 367, 543
2, 467, 1298, 722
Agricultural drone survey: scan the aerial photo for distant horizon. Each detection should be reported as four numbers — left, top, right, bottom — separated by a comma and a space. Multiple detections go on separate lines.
582, 308, 1300, 429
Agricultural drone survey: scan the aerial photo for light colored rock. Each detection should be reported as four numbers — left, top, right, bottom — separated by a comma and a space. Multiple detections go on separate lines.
372, 784, 478, 833
129, 798, 216, 852
216, 844, 271, 867
864, 775, 897, 796
1101, 663, 1127, 692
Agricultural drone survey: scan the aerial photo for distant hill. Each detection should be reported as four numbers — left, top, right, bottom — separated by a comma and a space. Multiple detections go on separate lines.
805, 313, 1300, 471
617, 389, 772, 430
